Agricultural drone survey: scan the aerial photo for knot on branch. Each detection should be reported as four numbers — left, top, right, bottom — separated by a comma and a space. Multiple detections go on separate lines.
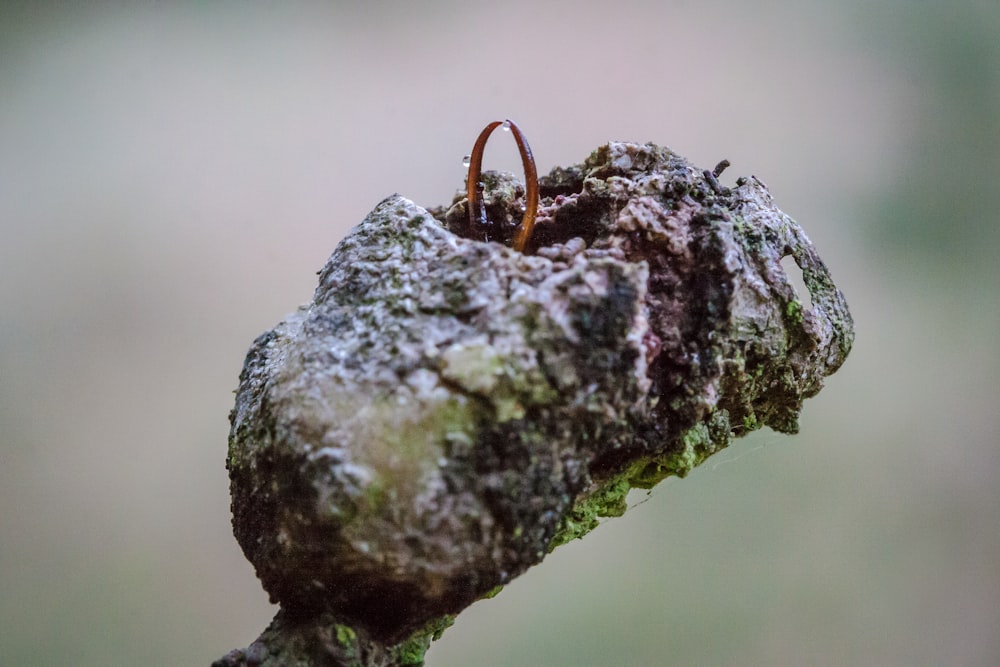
224, 141, 853, 664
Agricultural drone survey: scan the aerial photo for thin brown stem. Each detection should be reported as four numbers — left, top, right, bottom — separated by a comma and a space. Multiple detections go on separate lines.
466, 121, 502, 236
507, 120, 539, 253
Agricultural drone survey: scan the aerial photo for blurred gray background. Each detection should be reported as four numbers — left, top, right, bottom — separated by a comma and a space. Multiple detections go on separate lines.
2, 2, 997, 665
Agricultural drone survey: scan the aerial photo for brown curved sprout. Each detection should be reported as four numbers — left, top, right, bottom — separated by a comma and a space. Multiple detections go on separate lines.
465, 119, 539, 252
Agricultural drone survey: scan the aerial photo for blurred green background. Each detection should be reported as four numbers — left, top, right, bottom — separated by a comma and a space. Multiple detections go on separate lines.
2, 2, 997, 665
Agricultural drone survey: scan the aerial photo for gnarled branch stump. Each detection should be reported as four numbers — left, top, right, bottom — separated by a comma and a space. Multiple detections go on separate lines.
217, 142, 853, 666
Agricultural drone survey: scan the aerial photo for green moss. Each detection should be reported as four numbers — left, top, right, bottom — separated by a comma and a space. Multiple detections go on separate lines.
785, 298, 804, 325
334, 624, 356, 646
549, 475, 631, 549
551, 416, 732, 548
481, 584, 504, 599
332, 623, 359, 663
630, 423, 710, 487
394, 637, 429, 666
392, 615, 455, 666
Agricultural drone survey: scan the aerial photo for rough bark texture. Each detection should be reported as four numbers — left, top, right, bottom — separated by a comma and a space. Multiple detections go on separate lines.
220, 142, 854, 666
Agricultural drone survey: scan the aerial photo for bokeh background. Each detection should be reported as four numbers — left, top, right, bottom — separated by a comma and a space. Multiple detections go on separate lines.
2, 2, 997, 664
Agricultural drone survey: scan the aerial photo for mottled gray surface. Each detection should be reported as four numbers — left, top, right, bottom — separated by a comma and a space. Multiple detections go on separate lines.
224, 142, 853, 664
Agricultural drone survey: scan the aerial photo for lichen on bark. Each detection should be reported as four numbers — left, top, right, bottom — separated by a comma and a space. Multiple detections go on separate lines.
220, 141, 853, 666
